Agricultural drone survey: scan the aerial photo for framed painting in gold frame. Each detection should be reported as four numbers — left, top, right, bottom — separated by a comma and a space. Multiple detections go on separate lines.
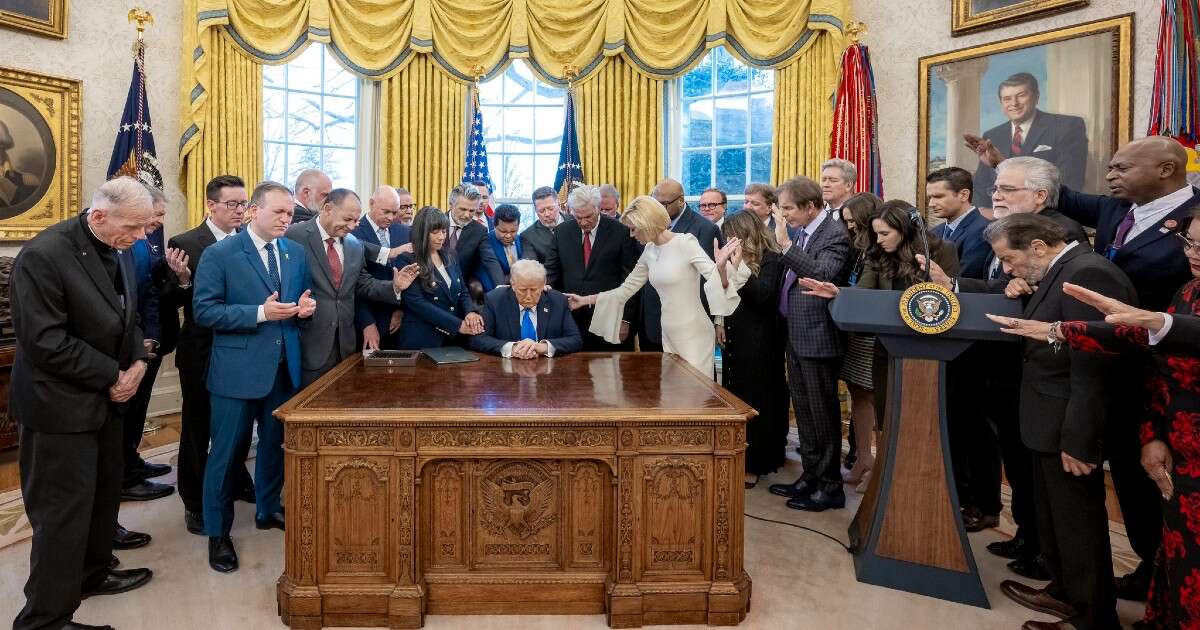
952, 0, 1088, 36
917, 15, 1132, 211
0, 0, 68, 39
0, 66, 79, 240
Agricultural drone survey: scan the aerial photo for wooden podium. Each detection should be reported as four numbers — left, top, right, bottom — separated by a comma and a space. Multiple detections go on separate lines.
828, 287, 1020, 608
274, 352, 753, 629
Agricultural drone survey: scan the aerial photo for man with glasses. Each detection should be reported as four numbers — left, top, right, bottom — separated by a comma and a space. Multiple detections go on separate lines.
698, 187, 727, 227
982, 157, 1088, 281
353, 185, 414, 349
159, 175, 257, 536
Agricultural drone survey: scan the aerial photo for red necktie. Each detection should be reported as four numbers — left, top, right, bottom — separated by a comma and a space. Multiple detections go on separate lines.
325, 237, 343, 290
1011, 126, 1024, 155
583, 229, 592, 267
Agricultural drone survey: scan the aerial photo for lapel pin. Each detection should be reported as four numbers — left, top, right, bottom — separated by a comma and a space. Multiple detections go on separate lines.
543, 307, 549, 313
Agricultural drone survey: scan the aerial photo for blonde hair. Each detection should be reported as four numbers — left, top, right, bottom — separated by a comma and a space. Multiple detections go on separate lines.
620, 195, 670, 240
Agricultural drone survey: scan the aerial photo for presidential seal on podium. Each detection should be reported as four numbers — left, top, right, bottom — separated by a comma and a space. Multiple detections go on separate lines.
898, 282, 961, 335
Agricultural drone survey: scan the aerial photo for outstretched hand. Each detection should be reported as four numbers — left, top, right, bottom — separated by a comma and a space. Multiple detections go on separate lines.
797, 277, 839, 299
565, 293, 594, 311
985, 313, 1052, 341
714, 237, 742, 269
1062, 282, 1166, 332
963, 133, 1004, 168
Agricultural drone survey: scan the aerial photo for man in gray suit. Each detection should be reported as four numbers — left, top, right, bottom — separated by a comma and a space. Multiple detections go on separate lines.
285, 188, 419, 386
767, 176, 851, 512
521, 185, 569, 264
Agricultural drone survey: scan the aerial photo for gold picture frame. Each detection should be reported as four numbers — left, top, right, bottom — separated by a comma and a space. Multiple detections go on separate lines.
917, 15, 1132, 211
0, 1, 68, 39
952, 0, 1089, 36
0, 66, 80, 240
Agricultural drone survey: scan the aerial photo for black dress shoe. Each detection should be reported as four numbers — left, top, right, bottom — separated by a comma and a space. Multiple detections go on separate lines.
63, 622, 115, 630
81, 567, 152, 599
768, 477, 817, 499
1008, 554, 1051, 581
786, 486, 846, 512
140, 461, 172, 479
963, 511, 1000, 533
255, 512, 285, 531
1115, 568, 1151, 601
185, 510, 205, 536
121, 479, 175, 502
112, 525, 151, 550
209, 536, 238, 573
236, 485, 256, 504
987, 536, 1033, 559
108, 555, 119, 570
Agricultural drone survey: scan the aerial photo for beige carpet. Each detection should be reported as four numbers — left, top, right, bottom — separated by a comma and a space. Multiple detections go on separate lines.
0, 432, 1147, 629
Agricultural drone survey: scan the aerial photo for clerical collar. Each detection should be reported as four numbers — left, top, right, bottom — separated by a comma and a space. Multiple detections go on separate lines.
81, 212, 114, 254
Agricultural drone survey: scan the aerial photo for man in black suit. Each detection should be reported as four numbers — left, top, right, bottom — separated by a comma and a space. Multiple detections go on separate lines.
966, 72, 1088, 209
640, 178, 722, 353
159, 175, 256, 536
351, 185, 413, 349
767, 176, 851, 512
469, 259, 583, 357
11, 177, 156, 630
820, 158, 857, 222
521, 185, 569, 264
971, 214, 1131, 630
291, 168, 331, 224
446, 183, 504, 290
544, 184, 642, 350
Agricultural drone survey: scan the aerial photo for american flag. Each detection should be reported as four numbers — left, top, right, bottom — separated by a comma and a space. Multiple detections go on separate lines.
462, 88, 495, 195
107, 37, 161, 189
554, 88, 584, 204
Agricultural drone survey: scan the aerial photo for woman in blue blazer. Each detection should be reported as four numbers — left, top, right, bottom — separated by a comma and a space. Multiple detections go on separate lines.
394, 206, 484, 349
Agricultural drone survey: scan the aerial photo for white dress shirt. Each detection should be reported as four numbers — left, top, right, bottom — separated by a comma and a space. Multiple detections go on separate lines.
582, 220, 599, 249
248, 228, 282, 323
364, 214, 393, 265
500, 304, 556, 358
316, 220, 344, 267
206, 218, 235, 242
1126, 184, 1194, 243
1046, 240, 1078, 270
1012, 113, 1035, 147
794, 209, 829, 251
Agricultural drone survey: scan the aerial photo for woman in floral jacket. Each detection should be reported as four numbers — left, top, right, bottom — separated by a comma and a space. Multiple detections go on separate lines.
991, 213, 1199, 630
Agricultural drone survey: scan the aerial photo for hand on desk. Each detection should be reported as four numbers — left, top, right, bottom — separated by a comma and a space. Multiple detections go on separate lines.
511, 339, 548, 359
459, 312, 484, 335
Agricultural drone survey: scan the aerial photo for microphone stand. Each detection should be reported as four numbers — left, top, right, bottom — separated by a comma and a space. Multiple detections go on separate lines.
909, 209, 933, 282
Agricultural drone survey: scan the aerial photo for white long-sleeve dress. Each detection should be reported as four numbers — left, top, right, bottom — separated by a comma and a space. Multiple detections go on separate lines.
590, 233, 750, 378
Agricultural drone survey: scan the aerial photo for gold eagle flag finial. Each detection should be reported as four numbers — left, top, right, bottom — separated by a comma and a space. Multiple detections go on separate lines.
128, 8, 154, 39
469, 64, 486, 86
846, 21, 867, 46
562, 63, 580, 89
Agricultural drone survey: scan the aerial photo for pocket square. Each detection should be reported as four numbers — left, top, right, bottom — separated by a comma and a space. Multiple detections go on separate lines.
1033, 144, 1053, 152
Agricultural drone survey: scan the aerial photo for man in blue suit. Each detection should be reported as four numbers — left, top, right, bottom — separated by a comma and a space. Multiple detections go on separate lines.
479, 204, 523, 292
927, 167, 991, 279
469, 259, 582, 358
351, 185, 413, 348
192, 180, 315, 574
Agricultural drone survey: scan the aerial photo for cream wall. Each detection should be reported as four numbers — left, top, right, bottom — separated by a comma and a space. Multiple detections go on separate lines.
851, 0, 1159, 205
0, 1, 187, 415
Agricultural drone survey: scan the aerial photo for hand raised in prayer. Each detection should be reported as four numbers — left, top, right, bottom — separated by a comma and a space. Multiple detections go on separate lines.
392, 263, 420, 293
986, 313, 1052, 341
963, 134, 1004, 168
165, 247, 190, 284
297, 289, 317, 318
565, 293, 594, 311
1063, 282, 1166, 333
263, 291, 301, 320
797, 277, 839, 299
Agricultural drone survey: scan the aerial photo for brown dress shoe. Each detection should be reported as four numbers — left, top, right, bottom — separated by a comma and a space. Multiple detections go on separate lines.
1022, 621, 1072, 630
1000, 580, 1078, 620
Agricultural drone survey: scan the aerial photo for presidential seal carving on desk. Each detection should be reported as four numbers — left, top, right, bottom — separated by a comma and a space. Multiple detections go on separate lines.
899, 282, 960, 335
480, 468, 556, 541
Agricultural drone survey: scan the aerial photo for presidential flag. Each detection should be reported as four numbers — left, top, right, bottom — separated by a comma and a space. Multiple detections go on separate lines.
462, 86, 495, 216
554, 88, 584, 204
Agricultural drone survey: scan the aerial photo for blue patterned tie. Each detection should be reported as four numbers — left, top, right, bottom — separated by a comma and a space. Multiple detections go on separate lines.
265, 242, 281, 293
520, 308, 536, 341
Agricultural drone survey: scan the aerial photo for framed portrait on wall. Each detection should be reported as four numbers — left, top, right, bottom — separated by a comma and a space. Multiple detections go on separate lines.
952, 0, 1089, 36
0, 0, 67, 39
0, 66, 79, 240
918, 14, 1132, 211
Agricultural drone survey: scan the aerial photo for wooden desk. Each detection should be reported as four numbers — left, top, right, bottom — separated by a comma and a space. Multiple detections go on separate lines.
275, 352, 753, 629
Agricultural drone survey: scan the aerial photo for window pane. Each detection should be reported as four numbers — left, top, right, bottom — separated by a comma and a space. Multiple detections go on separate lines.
535, 109, 563, 144
714, 96, 747, 146
487, 153, 505, 197
323, 55, 357, 97
287, 145, 322, 184
478, 61, 565, 210
715, 148, 747, 193
287, 93, 322, 145
286, 45, 324, 93
323, 95, 357, 147
750, 146, 771, 184
682, 55, 712, 99
714, 48, 749, 94
750, 66, 773, 92
264, 63, 285, 88
322, 148, 356, 188
681, 100, 712, 149
503, 65, 538, 106
264, 89, 286, 142
502, 107, 535, 152
534, 154, 559, 191
749, 93, 773, 144
264, 142, 287, 183
682, 150, 712, 194
503, 155, 534, 201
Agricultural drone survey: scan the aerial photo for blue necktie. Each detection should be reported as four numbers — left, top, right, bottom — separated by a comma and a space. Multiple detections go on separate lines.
265, 242, 281, 293
520, 308, 536, 341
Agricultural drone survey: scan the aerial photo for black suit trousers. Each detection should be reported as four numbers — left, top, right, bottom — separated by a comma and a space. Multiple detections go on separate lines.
15, 415, 122, 630
1034, 452, 1120, 630
989, 370, 1038, 547
176, 367, 252, 514
786, 349, 842, 488
121, 356, 162, 486
946, 347, 1003, 516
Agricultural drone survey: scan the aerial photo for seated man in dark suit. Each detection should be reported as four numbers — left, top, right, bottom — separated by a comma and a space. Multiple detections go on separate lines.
352, 185, 413, 348
469, 259, 582, 358
480, 203, 523, 292
965, 72, 1088, 209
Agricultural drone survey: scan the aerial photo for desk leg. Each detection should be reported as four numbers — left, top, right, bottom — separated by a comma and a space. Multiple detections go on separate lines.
607, 448, 643, 628
707, 439, 751, 625
388, 453, 425, 628
279, 429, 323, 628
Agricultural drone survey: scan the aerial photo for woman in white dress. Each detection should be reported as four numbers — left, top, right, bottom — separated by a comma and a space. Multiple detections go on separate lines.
567, 196, 749, 378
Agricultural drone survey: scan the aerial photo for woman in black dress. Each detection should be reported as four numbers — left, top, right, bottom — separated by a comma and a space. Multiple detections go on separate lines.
715, 211, 788, 488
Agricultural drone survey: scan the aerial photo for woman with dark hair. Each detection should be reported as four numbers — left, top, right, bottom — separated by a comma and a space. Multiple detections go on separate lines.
715, 211, 787, 487
988, 211, 1200, 630
837, 192, 884, 490
394, 206, 484, 349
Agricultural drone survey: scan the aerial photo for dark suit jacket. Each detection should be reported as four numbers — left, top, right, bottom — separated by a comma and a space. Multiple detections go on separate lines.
779, 213, 851, 359
468, 287, 583, 356
966, 208, 1089, 292
933, 209, 991, 280
160, 222, 218, 375
640, 207, 723, 344
1057, 185, 1198, 311
10, 214, 148, 433
519, 219, 561, 264
1016, 244, 1136, 463
292, 202, 318, 224
394, 254, 477, 349
351, 216, 412, 335
545, 215, 642, 323
450, 219, 504, 288
972, 109, 1089, 207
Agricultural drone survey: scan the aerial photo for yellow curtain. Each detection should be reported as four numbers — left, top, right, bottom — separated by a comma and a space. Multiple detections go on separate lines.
180, 8, 263, 227
772, 28, 842, 184
377, 55, 468, 210
574, 58, 664, 204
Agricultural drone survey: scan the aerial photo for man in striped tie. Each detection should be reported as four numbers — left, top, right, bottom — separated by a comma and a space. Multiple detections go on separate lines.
469, 259, 582, 359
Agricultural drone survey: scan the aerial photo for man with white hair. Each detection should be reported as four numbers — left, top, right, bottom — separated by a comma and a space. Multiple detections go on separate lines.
292, 168, 332, 224
543, 184, 642, 350
820, 158, 857, 221
469, 259, 582, 358
598, 183, 621, 219
11, 176, 157, 630
0, 120, 41, 207
352, 185, 414, 348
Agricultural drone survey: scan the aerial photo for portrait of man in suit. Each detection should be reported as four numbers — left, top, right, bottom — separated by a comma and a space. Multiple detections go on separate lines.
0, 105, 49, 211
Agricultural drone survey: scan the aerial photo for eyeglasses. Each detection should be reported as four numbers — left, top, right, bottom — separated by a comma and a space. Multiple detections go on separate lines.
988, 185, 1031, 196
697, 202, 726, 210
398, 204, 415, 211
215, 200, 247, 210
657, 195, 683, 207
1176, 231, 1199, 253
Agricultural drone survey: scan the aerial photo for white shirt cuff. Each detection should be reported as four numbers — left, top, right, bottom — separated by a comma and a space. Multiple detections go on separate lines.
1147, 313, 1173, 346
544, 340, 555, 357
256, 305, 266, 323
501, 341, 514, 358
376, 247, 391, 265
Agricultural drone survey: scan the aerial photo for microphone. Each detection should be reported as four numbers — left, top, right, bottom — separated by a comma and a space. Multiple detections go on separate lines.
909, 209, 933, 281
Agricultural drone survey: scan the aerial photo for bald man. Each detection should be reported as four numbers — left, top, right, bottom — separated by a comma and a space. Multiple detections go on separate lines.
0, 121, 40, 208
638, 178, 722, 352
292, 169, 332, 223
352, 185, 414, 348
